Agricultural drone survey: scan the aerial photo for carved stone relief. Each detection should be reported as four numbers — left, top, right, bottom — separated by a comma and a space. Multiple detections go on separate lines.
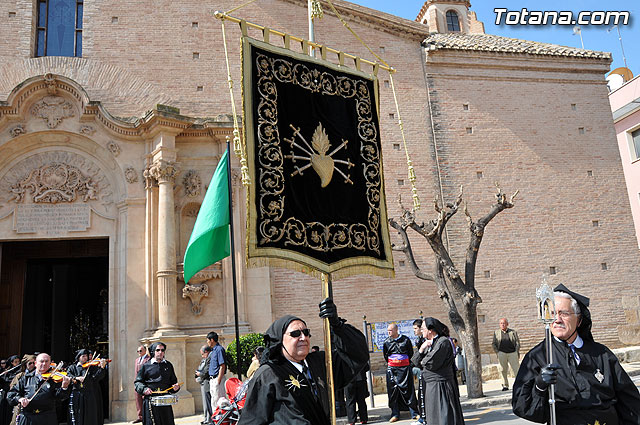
31, 96, 75, 129
10, 125, 26, 138
124, 167, 138, 184
183, 170, 201, 197
0, 151, 114, 211
183, 203, 200, 218
146, 160, 179, 184
80, 125, 96, 135
107, 141, 121, 157
182, 283, 209, 316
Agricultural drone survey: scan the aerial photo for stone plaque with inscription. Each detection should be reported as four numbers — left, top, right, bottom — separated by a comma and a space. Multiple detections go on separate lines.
15, 204, 91, 234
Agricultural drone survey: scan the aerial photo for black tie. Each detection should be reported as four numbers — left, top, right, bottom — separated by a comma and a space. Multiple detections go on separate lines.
301, 364, 318, 396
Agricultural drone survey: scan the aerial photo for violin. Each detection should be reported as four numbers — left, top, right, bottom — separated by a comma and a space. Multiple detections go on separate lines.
81, 358, 111, 368
41, 370, 71, 383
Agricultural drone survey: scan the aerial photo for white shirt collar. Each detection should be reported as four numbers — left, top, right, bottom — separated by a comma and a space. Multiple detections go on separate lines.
286, 358, 309, 373
553, 334, 583, 348
150, 358, 166, 364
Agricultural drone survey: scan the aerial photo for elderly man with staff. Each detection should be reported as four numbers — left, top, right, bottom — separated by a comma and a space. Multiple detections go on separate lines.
513, 283, 640, 425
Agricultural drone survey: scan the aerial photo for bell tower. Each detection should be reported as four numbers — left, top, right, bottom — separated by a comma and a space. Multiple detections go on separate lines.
416, 0, 485, 34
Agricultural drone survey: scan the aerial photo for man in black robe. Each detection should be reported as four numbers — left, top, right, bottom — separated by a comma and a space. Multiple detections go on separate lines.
67, 349, 107, 425
134, 342, 180, 425
383, 323, 419, 422
412, 317, 464, 425
7, 353, 71, 425
513, 284, 640, 425
238, 298, 369, 425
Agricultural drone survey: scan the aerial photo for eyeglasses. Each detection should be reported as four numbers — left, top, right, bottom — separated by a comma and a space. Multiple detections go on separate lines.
155, 348, 165, 352
137, 350, 144, 353
287, 329, 311, 338
27, 362, 35, 365
554, 310, 577, 319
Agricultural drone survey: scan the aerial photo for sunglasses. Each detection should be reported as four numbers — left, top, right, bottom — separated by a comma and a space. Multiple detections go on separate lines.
155, 348, 165, 352
287, 329, 311, 338
137, 350, 144, 353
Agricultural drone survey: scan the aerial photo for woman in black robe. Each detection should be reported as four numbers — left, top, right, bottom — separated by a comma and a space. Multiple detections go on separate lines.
238, 298, 370, 425
411, 317, 465, 425
134, 342, 180, 425
67, 350, 106, 425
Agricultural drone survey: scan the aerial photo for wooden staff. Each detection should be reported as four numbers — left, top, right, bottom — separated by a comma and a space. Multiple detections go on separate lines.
152, 382, 184, 394
322, 273, 336, 425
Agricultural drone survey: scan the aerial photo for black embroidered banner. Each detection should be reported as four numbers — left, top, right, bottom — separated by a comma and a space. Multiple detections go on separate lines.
242, 37, 394, 279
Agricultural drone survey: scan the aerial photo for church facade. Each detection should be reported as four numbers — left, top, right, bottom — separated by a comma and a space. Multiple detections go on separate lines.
1, 0, 639, 419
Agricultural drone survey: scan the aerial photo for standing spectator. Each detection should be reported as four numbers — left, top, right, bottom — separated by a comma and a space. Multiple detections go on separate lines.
1, 356, 20, 425
411, 319, 424, 379
246, 347, 264, 379
383, 324, 419, 423
452, 338, 466, 385
133, 345, 150, 423
195, 345, 212, 425
8, 355, 36, 425
206, 332, 226, 410
411, 318, 464, 425
492, 318, 520, 391
344, 367, 369, 425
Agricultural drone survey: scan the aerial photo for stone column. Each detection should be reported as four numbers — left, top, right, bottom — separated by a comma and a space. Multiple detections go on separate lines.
148, 159, 179, 332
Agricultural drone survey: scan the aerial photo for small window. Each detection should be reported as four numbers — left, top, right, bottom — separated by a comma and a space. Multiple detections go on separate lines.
476, 171, 483, 179
587, 170, 593, 177
380, 46, 385, 54
463, 104, 469, 111
36, 0, 83, 57
477, 314, 486, 324
393, 143, 400, 150
571, 103, 577, 110
601, 262, 608, 271
446, 10, 461, 32
592, 220, 599, 227
196, 86, 203, 92
397, 179, 405, 186
549, 266, 557, 275
631, 129, 640, 160
579, 127, 585, 135
399, 260, 405, 267
466, 127, 473, 134
484, 270, 491, 278
192, 22, 199, 28
193, 52, 200, 59
389, 113, 395, 119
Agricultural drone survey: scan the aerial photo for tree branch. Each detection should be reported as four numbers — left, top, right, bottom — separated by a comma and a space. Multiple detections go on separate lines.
389, 217, 435, 282
465, 183, 518, 287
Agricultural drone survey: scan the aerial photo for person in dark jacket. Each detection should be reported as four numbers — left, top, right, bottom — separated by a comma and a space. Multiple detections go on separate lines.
134, 342, 180, 425
512, 284, 640, 425
195, 345, 212, 425
411, 317, 464, 425
1, 356, 21, 425
7, 353, 71, 425
238, 298, 369, 425
67, 349, 107, 425
383, 323, 419, 422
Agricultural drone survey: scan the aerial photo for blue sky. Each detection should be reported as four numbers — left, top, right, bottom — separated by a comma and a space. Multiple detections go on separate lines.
347, 0, 638, 77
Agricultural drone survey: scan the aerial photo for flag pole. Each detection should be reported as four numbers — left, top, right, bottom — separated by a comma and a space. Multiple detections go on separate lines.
226, 137, 242, 380
322, 273, 336, 425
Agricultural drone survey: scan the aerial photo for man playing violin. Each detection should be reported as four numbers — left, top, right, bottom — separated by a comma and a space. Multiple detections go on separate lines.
67, 349, 107, 425
7, 353, 71, 425
134, 342, 180, 425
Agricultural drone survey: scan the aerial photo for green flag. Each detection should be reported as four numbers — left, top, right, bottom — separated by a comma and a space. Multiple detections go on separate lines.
183, 149, 230, 283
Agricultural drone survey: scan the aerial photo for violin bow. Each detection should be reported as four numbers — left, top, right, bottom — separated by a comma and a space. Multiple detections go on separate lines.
81, 351, 98, 381
28, 361, 64, 402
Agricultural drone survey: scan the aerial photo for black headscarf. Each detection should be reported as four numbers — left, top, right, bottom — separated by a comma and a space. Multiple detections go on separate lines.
149, 341, 167, 356
7, 355, 19, 365
554, 284, 593, 342
424, 317, 448, 337
262, 315, 306, 362
75, 349, 91, 362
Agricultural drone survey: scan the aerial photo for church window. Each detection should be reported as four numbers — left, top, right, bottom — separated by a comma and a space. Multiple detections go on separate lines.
446, 10, 461, 32
35, 0, 83, 57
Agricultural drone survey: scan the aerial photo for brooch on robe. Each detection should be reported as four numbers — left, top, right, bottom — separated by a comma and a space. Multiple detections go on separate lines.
285, 374, 307, 392
594, 369, 604, 383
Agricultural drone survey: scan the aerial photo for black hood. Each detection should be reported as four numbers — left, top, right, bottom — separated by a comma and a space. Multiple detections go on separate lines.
554, 284, 593, 342
262, 315, 306, 361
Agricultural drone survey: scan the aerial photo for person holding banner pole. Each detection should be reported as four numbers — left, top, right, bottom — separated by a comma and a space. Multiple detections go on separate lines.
238, 299, 369, 425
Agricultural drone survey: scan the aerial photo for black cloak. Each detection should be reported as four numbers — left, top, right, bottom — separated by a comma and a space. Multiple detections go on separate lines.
513, 285, 640, 424
67, 349, 105, 425
239, 314, 369, 425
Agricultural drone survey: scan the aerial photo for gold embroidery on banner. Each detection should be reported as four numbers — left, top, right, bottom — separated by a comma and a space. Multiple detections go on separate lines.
255, 52, 382, 254
285, 122, 353, 187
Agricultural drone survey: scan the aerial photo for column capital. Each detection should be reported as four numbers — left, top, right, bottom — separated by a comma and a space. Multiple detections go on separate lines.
147, 160, 179, 184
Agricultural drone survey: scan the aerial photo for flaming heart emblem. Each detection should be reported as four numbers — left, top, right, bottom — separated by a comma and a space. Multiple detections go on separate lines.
285, 122, 353, 187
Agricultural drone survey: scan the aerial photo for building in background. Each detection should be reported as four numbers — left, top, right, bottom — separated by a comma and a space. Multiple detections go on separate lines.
1, 0, 639, 419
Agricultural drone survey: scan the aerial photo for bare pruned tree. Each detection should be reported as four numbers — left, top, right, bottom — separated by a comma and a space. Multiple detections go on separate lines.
389, 184, 518, 398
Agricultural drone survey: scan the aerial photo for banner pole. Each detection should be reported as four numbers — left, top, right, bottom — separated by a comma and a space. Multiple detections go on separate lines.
362, 315, 375, 408
226, 138, 242, 380
322, 272, 336, 425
